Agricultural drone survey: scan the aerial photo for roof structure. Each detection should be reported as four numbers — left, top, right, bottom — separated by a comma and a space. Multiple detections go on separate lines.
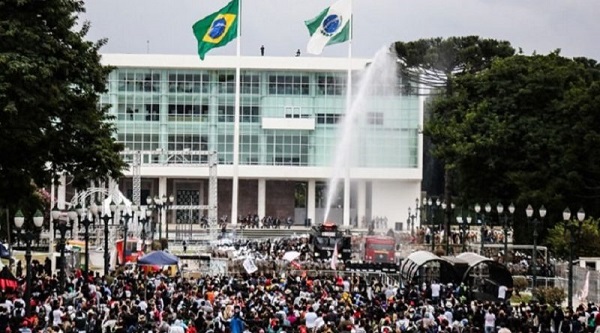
456, 252, 513, 288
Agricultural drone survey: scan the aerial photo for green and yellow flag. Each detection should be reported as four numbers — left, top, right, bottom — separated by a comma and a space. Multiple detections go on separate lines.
192, 0, 239, 60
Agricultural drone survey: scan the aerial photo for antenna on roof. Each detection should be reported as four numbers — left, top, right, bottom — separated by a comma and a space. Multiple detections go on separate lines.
146, 40, 150, 54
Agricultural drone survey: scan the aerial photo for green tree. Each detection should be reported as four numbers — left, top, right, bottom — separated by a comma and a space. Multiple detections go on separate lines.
0, 0, 125, 210
546, 219, 600, 258
426, 52, 600, 227
393, 37, 515, 235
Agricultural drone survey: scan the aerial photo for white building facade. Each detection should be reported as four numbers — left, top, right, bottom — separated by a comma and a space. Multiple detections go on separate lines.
90, 54, 423, 231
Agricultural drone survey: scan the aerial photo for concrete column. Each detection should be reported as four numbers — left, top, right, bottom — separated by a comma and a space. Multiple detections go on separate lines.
308, 180, 316, 226
343, 176, 351, 227
258, 179, 266, 219
357, 180, 366, 228
158, 177, 167, 238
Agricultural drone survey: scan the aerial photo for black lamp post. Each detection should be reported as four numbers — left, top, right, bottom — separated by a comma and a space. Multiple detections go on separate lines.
78, 202, 98, 282
457, 214, 471, 253
428, 198, 441, 252
139, 208, 151, 251
121, 207, 135, 266
147, 194, 174, 240
564, 207, 585, 309
408, 199, 419, 236
442, 201, 455, 254
474, 203, 491, 254
499, 203, 516, 263
525, 204, 546, 290
56, 213, 73, 294
100, 211, 112, 277
13, 209, 43, 316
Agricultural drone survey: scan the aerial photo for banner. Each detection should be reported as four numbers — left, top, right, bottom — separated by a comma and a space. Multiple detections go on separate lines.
243, 258, 258, 274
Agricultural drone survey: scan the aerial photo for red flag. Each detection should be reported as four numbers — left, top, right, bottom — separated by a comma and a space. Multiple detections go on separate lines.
290, 261, 302, 270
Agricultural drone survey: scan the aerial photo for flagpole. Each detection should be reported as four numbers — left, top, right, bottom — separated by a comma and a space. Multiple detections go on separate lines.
231, 0, 241, 227
342, 0, 353, 228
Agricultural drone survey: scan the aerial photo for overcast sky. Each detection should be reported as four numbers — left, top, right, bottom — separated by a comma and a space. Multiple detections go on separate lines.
81, 0, 600, 60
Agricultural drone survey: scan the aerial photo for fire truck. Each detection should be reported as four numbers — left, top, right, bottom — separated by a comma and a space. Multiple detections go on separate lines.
363, 235, 396, 263
308, 222, 352, 262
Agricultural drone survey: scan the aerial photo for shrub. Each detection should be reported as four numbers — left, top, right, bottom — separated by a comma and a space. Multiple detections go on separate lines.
533, 287, 566, 305
513, 276, 529, 291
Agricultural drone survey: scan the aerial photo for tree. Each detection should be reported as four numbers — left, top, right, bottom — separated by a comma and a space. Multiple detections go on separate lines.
426, 52, 600, 226
546, 219, 600, 258
393, 37, 515, 238
0, 0, 125, 210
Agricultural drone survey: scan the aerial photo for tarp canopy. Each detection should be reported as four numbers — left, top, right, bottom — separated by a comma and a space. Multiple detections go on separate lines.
137, 251, 179, 266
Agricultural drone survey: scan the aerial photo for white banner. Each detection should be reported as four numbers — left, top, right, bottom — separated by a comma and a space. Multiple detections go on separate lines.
243, 258, 258, 274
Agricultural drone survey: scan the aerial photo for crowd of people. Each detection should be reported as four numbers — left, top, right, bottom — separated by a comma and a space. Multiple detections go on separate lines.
0, 236, 587, 333
2, 263, 597, 333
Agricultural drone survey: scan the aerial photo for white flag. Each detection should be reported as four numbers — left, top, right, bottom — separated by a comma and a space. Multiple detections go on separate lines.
331, 241, 339, 270
580, 271, 590, 301
243, 258, 258, 274
305, 0, 352, 55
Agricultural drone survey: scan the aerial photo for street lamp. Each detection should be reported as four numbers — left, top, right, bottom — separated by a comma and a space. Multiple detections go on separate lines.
457, 214, 471, 253
13, 209, 43, 316
79, 202, 98, 282
525, 204, 546, 290
56, 212, 73, 294
147, 194, 174, 240
120, 204, 136, 266
139, 208, 152, 251
442, 202, 456, 254
564, 207, 585, 309
499, 203, 516, 263
408, 198, 419, 237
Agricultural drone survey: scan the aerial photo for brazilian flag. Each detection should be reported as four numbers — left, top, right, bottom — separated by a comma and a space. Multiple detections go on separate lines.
192, 0, 239, 60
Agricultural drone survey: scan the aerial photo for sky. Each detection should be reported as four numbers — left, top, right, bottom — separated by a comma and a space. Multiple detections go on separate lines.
81, 0, 600, 61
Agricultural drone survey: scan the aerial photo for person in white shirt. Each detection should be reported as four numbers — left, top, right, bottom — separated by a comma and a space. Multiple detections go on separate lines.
484, 309, 496, 333
52, 306, 64, 326
305, 308, 318, 330
313, 313, 326, 331
431, 281, 441, 304
498, 285, 508, 302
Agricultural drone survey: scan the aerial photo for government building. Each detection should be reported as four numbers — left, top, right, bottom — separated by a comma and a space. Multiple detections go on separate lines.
92, 54, 423, 234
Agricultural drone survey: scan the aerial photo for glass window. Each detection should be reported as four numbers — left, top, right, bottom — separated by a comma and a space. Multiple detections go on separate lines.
316, 74, 345, 95
218, 74, 235, 94
367, 112, 384, 125
241, 75, 260, 94
267, 74, 309, 95
218, 106, 234, 122
241, 106, 260, 123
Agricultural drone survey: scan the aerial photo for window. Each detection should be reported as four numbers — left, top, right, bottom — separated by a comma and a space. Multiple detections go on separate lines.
316, 113, 342, 124
241, 106, 260, 123
167, 73, 209, 93
241, 75, 260, 94
118, 71, 161, 92
367, 112, 384, 125
268, 75, 309, 95
316, 74, 345, 95
218, 74, 235, 93
218, 106, 234, 122
168, 104, 209, 121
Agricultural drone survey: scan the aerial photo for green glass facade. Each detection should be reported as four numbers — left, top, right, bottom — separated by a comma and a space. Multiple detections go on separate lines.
100, 63, 420, 168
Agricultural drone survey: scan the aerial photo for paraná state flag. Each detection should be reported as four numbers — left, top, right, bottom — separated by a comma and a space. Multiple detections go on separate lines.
305, 0, 351, 55
192, 0, 239, 60
331, 241, 339, 270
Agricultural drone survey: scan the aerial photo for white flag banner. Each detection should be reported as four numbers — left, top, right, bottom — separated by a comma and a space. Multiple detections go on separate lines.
580, 271, 590, 301
331, 241, 339, 270
243, 258, 258, 274
305, 0, 352, 55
